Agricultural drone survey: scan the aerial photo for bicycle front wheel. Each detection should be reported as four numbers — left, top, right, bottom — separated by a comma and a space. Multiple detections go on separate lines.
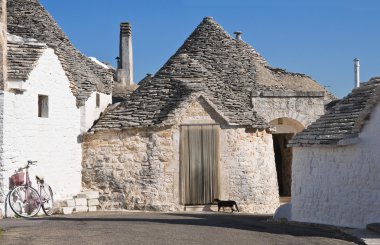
8, 185, 41, 218
40, 184, 54, 216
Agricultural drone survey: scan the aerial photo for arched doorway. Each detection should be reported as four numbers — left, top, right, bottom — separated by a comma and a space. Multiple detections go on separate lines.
270, 118, 304, 202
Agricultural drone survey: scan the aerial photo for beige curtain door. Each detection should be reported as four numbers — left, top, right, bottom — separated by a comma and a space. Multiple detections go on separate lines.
180, 124, 220, 205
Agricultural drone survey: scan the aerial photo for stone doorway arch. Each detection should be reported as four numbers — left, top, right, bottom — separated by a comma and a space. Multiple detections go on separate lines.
270, 117, 305, 134
270, 118, 305, 202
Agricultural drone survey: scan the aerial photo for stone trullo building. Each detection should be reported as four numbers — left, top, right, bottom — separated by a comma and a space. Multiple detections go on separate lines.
0, 0, 336, 215
289, 77, 380, 228
0, 0, 130, 216
83, 17, 334, 213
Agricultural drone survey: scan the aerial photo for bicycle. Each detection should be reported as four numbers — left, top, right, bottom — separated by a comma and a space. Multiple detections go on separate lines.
7, 160, 54, 218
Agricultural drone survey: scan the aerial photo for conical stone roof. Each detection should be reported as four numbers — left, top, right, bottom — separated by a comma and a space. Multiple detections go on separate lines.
289, 77, 380, 146
7, 0, 113, 106
92, 17, 331, 131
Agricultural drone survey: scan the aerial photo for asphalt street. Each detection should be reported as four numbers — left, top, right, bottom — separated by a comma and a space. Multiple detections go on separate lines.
0, 212, 360, 245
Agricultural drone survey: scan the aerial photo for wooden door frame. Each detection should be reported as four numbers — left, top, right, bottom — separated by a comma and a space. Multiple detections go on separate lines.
179, 124, 220, 205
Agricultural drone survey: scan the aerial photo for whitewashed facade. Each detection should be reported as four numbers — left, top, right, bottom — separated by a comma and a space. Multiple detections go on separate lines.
0, 43, 112, 216
290, 78, 380, 228
3, 48, 83, 201
0, 0, 115, 217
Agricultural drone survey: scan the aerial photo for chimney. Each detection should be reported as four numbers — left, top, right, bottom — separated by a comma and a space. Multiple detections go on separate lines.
116, 22, 133, 88
354, 58, 360, 88
234, 31, 243, 40
0, 0, 7, 89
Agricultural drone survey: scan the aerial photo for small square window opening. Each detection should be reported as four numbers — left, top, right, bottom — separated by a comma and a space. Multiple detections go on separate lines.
96, 93, 100, 108
38, 95, 49, 118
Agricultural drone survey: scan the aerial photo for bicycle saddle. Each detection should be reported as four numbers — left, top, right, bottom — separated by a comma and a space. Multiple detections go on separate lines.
36, 175, 45, 183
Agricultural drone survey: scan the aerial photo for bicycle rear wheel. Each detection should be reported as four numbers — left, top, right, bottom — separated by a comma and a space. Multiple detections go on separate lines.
40, 184, 54, 216
8, 185, 41, 218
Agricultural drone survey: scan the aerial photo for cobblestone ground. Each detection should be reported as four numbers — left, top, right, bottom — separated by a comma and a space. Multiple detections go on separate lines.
0, 212, 360, 245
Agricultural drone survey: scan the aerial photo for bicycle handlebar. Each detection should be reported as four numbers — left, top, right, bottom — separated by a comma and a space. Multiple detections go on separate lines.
25, 160, 37, 168
15, 160, 38, 172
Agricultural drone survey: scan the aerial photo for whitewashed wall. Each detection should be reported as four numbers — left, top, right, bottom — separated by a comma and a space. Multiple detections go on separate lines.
0, 91, 4, 212
80, 91, 111, 132
291, 102, 380, 228
1, 48, 82, 214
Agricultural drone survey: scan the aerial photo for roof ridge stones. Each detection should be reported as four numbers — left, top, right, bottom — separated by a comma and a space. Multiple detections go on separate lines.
7, 0, 113, 106
289, 77, 380, 146
352, 77, 380, 133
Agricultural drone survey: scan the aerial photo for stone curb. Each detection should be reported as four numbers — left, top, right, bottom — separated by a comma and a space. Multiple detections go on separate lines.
367, 223, 380, 234
267, 219, 366, 245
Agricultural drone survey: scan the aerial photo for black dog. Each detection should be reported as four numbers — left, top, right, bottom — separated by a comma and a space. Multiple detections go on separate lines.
214, 198, 239, 213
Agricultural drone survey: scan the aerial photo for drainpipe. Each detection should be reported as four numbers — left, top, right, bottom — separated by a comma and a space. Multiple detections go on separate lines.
354, 58, 360, 88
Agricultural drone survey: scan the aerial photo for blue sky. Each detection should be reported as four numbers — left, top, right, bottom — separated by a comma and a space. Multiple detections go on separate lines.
39, 0, 380, 98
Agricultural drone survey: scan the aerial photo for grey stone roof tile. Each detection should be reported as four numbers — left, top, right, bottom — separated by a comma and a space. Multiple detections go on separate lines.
7, 40, 46, 80
289, 77, 380, 146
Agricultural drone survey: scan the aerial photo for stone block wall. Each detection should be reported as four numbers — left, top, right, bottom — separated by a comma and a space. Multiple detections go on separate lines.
291, 103, 380, 228
82, 98, 280, 213
219, 128, 279, 213
252, 96, 325, 127
82, 128, 180, 211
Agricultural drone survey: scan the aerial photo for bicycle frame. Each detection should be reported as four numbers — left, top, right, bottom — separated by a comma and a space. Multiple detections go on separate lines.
36, 178, 52, 204
24, 162, 53, 207
24, 163, 32, 188
19, 162, 41, 213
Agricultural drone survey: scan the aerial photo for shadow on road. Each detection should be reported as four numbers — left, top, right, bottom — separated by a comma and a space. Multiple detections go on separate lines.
25, 212, 360, 244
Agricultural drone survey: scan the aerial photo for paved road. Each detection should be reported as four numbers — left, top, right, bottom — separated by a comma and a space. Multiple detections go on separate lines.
0, 212, 360, 245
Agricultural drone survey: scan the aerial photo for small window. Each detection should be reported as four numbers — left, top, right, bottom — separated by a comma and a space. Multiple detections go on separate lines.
96, 93, 100, 108
38, 95, 49, 118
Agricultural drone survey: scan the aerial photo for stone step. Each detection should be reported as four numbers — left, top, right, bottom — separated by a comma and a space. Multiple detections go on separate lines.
280, 196, 291, 204
76, 193, 87, 199
60, 199, 75, 207
87, 198, 100, 207
62, 207, 74, 215
75, 206, 89, 213
74, 198, 88, 206
81, 191, 100, 199
57, 191, 101, 214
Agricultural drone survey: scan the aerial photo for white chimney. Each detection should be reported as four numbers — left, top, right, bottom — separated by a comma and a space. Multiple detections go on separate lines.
354, 58, 360, 88
116, 22, 134, 88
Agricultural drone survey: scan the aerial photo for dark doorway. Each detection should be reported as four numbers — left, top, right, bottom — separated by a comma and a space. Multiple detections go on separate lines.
273, 134, 294, 197
180, 125, 220, 205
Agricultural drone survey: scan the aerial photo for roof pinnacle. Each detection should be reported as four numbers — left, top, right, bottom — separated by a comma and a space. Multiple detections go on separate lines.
234, 31, 243, 40
203, 16, 214, 21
